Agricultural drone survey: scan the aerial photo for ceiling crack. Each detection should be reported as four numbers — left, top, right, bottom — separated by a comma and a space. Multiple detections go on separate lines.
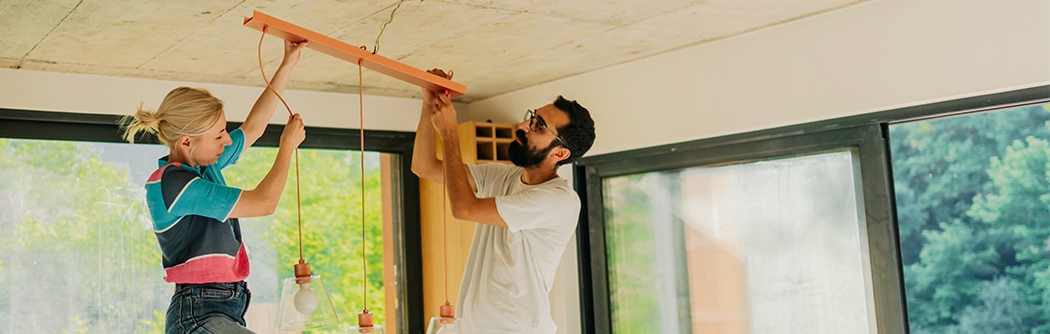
134, 0, 248, 69
18, 0, 84, 68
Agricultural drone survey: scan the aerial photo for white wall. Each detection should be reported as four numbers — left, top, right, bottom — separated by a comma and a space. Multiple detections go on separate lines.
467, 0, 1050, 332
469, 0, 1050, 155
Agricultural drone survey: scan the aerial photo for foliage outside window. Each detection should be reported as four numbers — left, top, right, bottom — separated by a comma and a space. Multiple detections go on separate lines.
0, 138, 389, 334
889, 103, 1050, 334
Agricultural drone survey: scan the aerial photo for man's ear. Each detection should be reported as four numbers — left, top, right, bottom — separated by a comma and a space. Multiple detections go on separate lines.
551, 146, 571, 163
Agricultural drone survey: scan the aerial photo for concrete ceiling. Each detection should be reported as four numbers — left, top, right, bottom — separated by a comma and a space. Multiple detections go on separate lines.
1, 0, 865, 102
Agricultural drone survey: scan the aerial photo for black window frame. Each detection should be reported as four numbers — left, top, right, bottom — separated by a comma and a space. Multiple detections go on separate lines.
0, 107, 426, 334
573, 85, 1050, 334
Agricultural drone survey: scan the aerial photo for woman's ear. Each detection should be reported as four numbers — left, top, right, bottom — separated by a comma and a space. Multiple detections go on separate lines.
178, 136, 192, 149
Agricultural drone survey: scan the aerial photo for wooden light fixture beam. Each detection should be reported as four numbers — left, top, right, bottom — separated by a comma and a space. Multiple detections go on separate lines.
244, 10, 467, 98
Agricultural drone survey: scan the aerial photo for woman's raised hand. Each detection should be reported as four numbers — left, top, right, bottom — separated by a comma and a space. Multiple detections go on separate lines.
281, 113, 306, 149
282, 40, 308, 67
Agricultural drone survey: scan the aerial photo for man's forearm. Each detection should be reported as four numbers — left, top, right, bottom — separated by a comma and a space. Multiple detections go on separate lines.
411, 104, 441, 178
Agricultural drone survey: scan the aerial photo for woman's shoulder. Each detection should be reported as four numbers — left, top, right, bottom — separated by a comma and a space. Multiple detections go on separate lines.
148, 163, 199, 185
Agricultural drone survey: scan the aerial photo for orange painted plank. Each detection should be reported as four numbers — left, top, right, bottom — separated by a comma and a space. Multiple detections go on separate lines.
244, 11, 467, 98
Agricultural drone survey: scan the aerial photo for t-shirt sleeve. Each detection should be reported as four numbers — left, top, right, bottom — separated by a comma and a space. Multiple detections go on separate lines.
495, 185, 581, 233
466, 163, 495, 195
161, 168, 242, 221
215, 128, 246, 170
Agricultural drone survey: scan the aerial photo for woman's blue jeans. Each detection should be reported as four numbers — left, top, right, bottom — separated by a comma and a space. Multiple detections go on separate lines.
165, 281, 254, 334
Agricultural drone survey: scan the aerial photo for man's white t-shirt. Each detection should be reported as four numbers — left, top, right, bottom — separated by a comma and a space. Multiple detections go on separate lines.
456, 163, 580, 334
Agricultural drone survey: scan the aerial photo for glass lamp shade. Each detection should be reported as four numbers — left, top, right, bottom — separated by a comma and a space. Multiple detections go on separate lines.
346, 324, 385, 334
425, 317, 458, 334
275, 274, 340, 331
347, 310, 385, 334
425, 302, 458, 334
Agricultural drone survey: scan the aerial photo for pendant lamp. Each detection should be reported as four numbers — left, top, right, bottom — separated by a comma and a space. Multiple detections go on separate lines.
423, 200, 460, 334
275, 260, 340, 331
347, 59, 385, 334
253, 28, 341, 332
346, 309, 384, 334
425, 302, 458, 334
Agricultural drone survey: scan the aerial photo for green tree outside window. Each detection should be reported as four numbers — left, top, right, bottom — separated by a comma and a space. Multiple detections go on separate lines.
0, 139, 388, 334
890, 103, 1050, 334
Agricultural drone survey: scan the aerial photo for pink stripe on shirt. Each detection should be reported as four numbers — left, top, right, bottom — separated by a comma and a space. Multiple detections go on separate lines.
164, 244, 250, 284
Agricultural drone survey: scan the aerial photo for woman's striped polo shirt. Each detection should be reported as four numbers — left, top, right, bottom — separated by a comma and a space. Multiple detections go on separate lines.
144, 128, 249, 284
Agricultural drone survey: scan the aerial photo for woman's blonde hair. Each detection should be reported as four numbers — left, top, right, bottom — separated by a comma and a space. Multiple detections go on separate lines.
121, 87, 225, 147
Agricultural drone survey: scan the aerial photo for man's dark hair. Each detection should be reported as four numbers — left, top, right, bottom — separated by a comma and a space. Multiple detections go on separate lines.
552, 96, 595, 166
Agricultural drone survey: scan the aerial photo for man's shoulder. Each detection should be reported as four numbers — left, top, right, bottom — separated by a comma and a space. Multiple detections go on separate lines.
478, 161, 519, 171
471, 162, 520, 178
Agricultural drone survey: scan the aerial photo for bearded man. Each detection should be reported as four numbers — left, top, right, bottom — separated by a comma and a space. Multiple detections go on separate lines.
411, 69, 596, 334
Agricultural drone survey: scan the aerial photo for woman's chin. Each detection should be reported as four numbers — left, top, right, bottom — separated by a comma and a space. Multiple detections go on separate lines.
198, 157, 220, 166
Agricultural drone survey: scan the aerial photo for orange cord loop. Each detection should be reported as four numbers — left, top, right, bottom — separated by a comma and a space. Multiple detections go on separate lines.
257, 30, 305, 262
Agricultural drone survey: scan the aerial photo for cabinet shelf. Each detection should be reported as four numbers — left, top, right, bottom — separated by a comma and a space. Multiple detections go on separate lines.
471, 122, 514, 164
437, 121, 515, 164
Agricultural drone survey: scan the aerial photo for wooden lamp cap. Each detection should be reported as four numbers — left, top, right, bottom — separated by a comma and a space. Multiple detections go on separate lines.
439, 302, 455, 318
294, 259, 312, 284
358, 309, 374, 327
439, 301, 456, 324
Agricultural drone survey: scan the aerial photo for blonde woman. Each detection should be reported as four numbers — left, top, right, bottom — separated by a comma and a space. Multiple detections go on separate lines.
122, 41, 307, 333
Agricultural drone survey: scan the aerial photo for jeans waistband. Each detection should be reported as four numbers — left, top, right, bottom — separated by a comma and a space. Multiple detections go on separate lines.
175, 281, 246, 291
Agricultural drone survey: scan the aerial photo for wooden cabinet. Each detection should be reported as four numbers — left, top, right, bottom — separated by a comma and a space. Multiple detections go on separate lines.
421, 121, 515, 322
436, 121, 516, 163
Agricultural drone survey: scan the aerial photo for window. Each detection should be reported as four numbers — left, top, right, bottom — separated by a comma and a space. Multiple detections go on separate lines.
576, 124, 903, 334
574, 86, 1049, 334
890, 103, 1050, 333
0, 109, 423, 333
0, 140, 170, 333
603, 150, 876, 333
226, 148, 393, 333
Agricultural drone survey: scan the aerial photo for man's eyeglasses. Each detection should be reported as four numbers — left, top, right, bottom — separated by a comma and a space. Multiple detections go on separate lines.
524, 109, 568, 147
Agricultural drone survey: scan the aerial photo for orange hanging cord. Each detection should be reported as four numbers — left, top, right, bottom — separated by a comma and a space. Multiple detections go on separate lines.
358, 57, 369, 313
443, 163, 448, 304
257, 27, 305, 262
441, 70, 454, 305
440, 70, 457, 320
355, 56, 378, 328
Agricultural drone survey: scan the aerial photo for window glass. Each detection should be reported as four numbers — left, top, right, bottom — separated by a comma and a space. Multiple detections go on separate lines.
603, 150, 875, 334
889, 103, 1050, 333
0, 138, 392, 333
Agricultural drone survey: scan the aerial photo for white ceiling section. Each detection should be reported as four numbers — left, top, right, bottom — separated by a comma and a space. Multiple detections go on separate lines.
0, 0, 865, 102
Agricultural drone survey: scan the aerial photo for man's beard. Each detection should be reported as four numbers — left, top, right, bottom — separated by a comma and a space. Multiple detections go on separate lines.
508, 129, 556, 168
